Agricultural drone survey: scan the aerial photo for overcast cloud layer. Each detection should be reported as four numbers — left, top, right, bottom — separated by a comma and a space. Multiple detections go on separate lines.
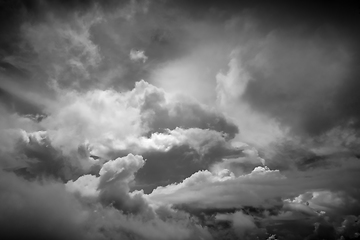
1, 1, 360, 239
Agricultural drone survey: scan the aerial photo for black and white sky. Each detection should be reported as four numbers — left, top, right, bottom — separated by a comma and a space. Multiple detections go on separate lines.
1, 0, 360, 239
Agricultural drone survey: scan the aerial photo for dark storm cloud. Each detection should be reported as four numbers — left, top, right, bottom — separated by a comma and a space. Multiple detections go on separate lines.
1, 1, 360, 240
241, 27, 356, 136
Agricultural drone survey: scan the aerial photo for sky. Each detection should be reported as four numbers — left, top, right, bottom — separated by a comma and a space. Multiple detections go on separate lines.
0, 0, 360, 239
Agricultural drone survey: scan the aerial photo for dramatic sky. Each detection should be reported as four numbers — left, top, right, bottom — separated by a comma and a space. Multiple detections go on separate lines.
1, 0, 360, 239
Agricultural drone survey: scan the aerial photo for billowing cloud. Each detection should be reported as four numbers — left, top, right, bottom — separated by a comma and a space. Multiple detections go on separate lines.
1, 1, 360, 239
148, 156, 360, 211
148, 166, 285, 209
215, 211, 257, 238
37, 79, 237, 159
67, 153, 150, 214
0, 169, 213, 240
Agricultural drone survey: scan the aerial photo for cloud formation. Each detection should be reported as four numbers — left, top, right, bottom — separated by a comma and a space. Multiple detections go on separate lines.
1, 0, 360, 239
130, 49, 148, 63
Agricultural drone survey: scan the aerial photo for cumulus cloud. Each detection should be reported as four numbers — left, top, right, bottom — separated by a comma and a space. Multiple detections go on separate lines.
148, 157, 360, 212
147, 166, 286, 209
0, 77, 241, 195
66, 153, 151, 215
40, 88, 143, 156
139, 127, 228, 155
36, 80, 237, 160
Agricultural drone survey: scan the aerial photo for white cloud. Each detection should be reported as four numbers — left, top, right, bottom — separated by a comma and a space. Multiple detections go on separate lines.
66, 154, 146, 209
150, 47, 220, 103
210, 143, 265, 175
147, 166, 286, 209
99, 153, 145, 186
148, 155, 360, 210
40, 88, 143, 157
66, 174, 100, 199
35, 80, 237, 160
130, 49, 148, 62
1, 3, 359, 240
138, 127, 228, 154
286, 190, 359, 215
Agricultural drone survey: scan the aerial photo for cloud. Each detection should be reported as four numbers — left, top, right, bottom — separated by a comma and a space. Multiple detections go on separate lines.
1, 1, 360, 240
1, 77, 241, 194
0, 170, 86, 240
209, 143, 265, 176
21, 9, 103, 89
40, 87, 143, 157
338, 215, 360, 239
66, 174, 100, 198
148, 156, 360, 211
0, 168, 213, 240
139, 127, 228, 155
147, 166, 286, 209
37, 80, 237, 160
148, 7, 359, 149
285, 190, 360, 216
235, 26, 353, 137
86, 204, 213, 240
215, 53, 288, 148
130, 49, 148, 62
133, 80, 239, 139
215, 211, 257, 238
0, 105, 43, 170
66, 154, 151, 214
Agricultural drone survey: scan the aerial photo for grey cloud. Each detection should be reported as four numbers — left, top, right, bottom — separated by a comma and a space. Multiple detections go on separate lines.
215, 211, 257, 238
148, 157, 360, 213
0, 169, 213, 240
1, 1, 360, 240
136, 80, 239, 139
0, 170, 86, 240
1, 79, 240, 194
130, 49, 148, 63
241, 27, 352, 136
0, 108, 100, 182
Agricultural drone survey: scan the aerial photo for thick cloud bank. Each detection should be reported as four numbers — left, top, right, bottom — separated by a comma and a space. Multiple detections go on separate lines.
1, 0, 360, 239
